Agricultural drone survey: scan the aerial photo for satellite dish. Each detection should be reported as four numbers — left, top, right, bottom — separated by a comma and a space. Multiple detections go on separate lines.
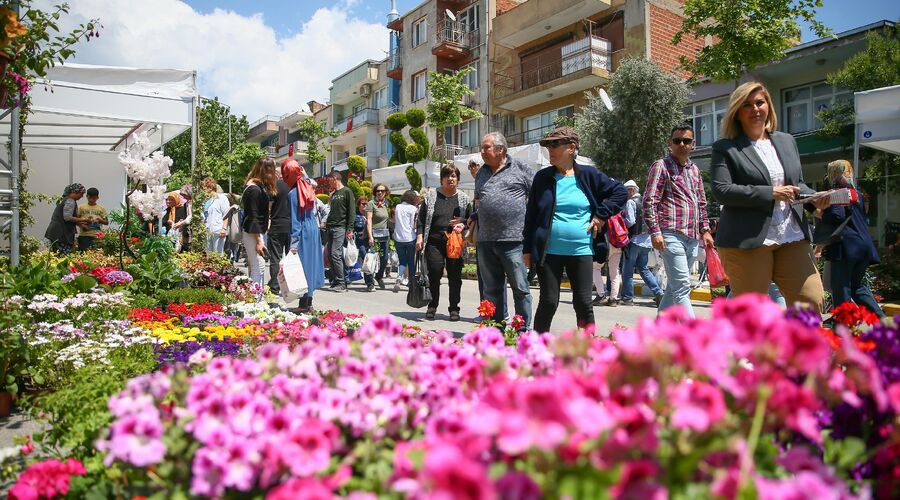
445, 8, 456, 21
599, 88, 613, 111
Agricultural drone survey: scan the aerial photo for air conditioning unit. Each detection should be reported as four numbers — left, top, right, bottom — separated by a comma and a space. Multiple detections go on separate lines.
360, 83, 372, 97
265, 145, 277, 156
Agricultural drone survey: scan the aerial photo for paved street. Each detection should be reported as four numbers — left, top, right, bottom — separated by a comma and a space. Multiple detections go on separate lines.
298, 277, 712, 337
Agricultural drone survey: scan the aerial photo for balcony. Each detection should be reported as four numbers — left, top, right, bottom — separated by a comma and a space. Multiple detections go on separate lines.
493, 0, 611, 49
248, 115, 279, 142
331, 108, 381, 147
330, 61, 379, 106
387, 45, 403, 80
274, 140, 309, 159
494, 36, 612, 112
432, 15, 477, 60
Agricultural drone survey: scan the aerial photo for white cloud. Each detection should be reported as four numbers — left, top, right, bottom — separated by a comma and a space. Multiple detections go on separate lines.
36, 0, 390, 119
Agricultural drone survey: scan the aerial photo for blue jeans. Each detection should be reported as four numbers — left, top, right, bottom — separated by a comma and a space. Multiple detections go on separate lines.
830, 258, 885, 317
395, 241, 416, 281
477, 241, 532, 328
621, 243, 663, 300
659, 231, 699, 317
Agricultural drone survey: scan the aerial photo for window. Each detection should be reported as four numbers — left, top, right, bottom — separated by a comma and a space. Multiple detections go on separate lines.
687, 97, 729, 146
352, 103, 365, 114
356, 145, 367, 156
524, 106, 574, 143
783, 82, 851, 134
373, 86, 388, 109
412, 17, 427, 47
413, 71, 427, 102
459, 119, 480, 148
458, 3, 479, 33
380, 134, 388, 156
462, 61, 479, 90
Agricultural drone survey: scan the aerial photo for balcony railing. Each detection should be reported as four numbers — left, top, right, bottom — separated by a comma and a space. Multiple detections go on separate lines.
388, 45, 402, 72
433, 16, 477, 56
333, 108, 380, 135
494, 36, 612, 102
435, 144, 464, 161
249, 115, 279, 130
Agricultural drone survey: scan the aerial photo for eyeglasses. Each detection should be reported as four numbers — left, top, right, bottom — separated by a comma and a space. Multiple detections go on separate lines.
671, 138, 694, 145
544, 140, 572, 149
375, 189, 386, 193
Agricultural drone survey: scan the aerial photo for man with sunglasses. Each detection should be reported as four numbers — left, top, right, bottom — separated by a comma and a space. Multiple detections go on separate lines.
643, 123, 714, 317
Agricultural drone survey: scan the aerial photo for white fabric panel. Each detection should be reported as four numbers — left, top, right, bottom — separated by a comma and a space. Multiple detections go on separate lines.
856, 85, 900, 155
43, 63, 196, 100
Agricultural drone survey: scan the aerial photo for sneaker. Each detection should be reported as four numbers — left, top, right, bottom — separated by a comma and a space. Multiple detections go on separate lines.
393, 280, 400, 293
425, 308, 436, 320
401, 278, 408, 286
376, 278, 386, 290
449, 311, 460, 322
336, 284, 348, 293
653, 293, 664, 307
620, 298, 634, 306
591, 295, 606, 306
605, 298, 618, 307
366, 283, 375, 292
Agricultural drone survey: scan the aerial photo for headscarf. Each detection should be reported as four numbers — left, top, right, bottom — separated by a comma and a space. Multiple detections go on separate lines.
166, 191, 182, 225
281, 159, 316, 212
826, 160, 855, 189
62, 183, 85, 197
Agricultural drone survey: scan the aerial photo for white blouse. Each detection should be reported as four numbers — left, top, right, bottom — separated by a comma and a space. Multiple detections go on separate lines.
751, 138, 806, 246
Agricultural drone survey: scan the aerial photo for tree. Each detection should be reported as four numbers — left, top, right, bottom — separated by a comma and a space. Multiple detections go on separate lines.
426, 66, 482, 160
818, 23, 900, 193
347, 155, 366, 178
674, 0, 829, 82
574, 58, 690, 182
296, 117, 340, 172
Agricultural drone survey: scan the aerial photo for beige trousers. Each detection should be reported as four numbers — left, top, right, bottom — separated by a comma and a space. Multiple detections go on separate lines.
718, 240, 824, 312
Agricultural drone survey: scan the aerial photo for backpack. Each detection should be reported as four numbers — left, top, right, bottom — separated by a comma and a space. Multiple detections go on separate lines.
608, 213, 630, 248
627, 198, 643, 237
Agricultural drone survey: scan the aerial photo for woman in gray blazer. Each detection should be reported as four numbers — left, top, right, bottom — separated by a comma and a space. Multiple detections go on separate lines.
711, 81, 830, 311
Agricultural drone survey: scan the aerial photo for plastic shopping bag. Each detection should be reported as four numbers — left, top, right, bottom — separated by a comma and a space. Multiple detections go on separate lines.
277, 251, 308, 301
362, 249, 379, 275
344, 239, 359, 267
705, 246, 730, 288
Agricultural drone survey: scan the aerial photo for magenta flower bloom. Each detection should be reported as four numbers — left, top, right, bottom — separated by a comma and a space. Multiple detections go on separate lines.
423, 441, 495, 500
667, 380, 726, 433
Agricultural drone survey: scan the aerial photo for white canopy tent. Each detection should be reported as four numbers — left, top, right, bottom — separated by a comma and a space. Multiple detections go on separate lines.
372, 144, 598, 194
854, 84, 900, 246
0, 63, 197, 264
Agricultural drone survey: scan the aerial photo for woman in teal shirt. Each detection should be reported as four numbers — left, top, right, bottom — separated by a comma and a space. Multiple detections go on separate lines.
524, 127, 627, 332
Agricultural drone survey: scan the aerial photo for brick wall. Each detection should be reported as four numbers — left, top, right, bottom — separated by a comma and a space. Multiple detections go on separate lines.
647, 2, 704, 78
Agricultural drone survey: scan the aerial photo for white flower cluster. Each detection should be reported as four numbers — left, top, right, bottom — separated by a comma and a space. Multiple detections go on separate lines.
226, 302, 299, 323
52, 339, 110, 370
119, 131, 174, 220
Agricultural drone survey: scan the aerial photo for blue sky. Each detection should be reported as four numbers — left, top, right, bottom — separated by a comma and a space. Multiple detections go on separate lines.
183, 0, 898, 42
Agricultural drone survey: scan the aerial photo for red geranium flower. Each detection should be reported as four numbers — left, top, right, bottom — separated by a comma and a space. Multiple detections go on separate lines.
477, 300, 496, 319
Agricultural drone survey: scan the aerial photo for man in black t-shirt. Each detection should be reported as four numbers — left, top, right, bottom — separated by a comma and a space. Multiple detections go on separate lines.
267, 166, 292, 294
324, 170, 355, 291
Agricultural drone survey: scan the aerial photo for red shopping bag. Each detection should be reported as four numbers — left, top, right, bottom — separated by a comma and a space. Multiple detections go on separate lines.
705, 246, 729, 288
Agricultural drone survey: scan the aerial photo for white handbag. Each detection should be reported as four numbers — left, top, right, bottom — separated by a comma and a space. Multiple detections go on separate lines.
362, 251, 380, 275
344, 239, 359, 267
277, 251, 308, 301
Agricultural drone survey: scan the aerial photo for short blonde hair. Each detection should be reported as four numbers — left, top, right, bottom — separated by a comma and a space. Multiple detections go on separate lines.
720, 81, 777, 140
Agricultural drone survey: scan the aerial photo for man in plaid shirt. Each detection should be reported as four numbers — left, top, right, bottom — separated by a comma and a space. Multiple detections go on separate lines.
643, 123, 715, 317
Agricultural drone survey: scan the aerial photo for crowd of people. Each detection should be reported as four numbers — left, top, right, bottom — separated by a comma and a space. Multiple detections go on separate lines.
44, 80, 887, 328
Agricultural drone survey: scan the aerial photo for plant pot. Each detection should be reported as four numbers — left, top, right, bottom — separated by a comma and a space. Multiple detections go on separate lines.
0, 391, 13, 417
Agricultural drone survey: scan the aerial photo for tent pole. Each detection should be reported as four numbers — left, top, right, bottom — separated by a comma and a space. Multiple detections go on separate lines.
10, 92, 20, 266
190, 96, 197, 178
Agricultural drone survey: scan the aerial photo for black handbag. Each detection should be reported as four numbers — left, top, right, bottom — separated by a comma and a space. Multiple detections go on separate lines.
812, 211, 851, 246
406, 250, 432, 309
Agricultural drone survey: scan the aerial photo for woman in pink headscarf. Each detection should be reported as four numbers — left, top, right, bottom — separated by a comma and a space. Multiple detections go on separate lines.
282, 159, 325, 313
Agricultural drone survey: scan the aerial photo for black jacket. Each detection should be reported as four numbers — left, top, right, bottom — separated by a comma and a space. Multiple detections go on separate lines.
269, 179, 292, 234
242, 183, 271, 234
523, 162, 627, 265
823, 190, 879, 264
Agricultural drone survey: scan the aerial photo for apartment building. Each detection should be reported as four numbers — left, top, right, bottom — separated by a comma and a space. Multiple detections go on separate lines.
386, 0, 520, 158
489, 0, 705, 147
327, 59, 393, 173
246, 109, 312, 166
687, 20, 897, 244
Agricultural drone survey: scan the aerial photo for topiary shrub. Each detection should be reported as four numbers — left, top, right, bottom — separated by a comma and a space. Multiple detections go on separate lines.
316, 193, 330, 204
405, 166, 422, 192
388, 152, 401, 166
347, 155, 367, 177
409, 127, 430, 158
347, 178, 362, 200
405, 143, 424, 163
386, 112, 408, 131
405, 108, 426, 128
389, 131, 408, 164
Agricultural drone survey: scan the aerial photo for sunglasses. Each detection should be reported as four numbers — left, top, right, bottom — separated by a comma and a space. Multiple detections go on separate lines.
375, 189, 386, 193
544, 139, 572, 149
671, 137, 694, 145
